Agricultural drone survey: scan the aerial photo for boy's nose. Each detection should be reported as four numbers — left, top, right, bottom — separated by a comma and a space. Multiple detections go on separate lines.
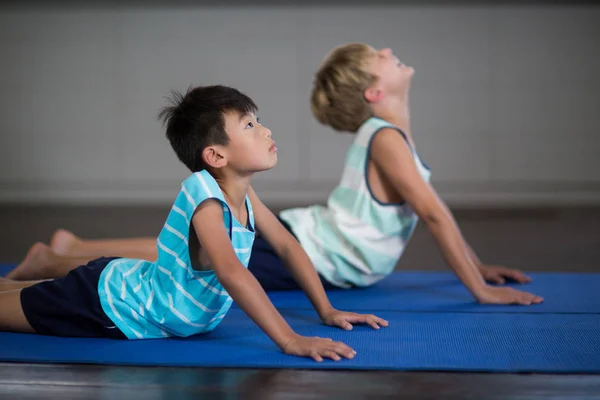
264, 127, 272, 139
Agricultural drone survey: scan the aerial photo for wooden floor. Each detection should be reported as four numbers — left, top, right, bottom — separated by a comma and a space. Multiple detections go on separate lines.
1, 363, 600, 400
1, 205, 599, 398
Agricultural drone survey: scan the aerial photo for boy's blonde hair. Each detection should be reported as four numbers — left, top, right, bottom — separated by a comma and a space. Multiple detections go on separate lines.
310, 43, 376, 133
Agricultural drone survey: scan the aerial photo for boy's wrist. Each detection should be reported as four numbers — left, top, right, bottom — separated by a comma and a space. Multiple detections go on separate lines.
471, 282, 492, 299
278, 332, 301, 352
316, 305, 336, 321
459, 263, 488, 297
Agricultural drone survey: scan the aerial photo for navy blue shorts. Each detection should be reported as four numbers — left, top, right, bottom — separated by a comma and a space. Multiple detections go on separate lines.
20, 256, 127, 339
247, 218, 339, 291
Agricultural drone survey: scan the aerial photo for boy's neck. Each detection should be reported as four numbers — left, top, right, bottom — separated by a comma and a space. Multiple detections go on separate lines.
214, 171, 252, 212
371, 94, 412, 136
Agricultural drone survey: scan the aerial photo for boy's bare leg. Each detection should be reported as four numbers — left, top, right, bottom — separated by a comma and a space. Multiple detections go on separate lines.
0, 279, 45, 292
6, 243, 91, 281
50, 229, 158, 260
0, 289, 36, 333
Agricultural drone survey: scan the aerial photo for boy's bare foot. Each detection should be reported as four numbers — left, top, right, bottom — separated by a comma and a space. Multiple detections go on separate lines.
50, 229, 80, 256
6, 243, 55, 281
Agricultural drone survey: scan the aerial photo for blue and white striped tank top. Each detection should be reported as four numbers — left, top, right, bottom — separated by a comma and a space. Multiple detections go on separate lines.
280, 117, 431, 288
98, 170, 255, 339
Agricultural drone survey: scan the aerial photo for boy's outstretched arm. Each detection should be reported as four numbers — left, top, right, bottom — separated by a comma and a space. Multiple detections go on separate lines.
247, 186, 388, 330
193, 199, 356, 362
370, 129, 543, 305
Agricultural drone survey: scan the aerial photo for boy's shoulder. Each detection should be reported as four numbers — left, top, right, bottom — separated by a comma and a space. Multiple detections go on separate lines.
353, 117, 405, 148
181, 170, 219, 192
177, 170, 226, 207
362, 116, 402, 133
181, 169, 213, 185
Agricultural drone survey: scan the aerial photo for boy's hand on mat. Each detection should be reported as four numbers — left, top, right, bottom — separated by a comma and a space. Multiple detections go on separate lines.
475, 286, 544, 305
321, 309, 389, 331
479, 264, 532, 285
282, 334, 356, 362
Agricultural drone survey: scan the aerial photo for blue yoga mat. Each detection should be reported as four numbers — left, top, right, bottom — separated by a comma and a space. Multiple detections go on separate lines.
1, 309, 598, 373
260, 272, 600, 314
1, 264, 598, 372
0, 264, 59, 277
3, 265, 598, 314
0, 264, 14, 276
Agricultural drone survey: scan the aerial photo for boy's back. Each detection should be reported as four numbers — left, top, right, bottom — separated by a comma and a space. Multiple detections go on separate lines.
281, 117, 430, 288
295, 42, 543, 306
99, 170, 254, 339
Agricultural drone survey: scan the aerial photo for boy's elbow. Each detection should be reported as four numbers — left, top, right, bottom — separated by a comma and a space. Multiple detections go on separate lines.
276, 240, 294, 262
415, 205, 446, 227
213, 262, 249, 286
267, 232, 297, 262
421, 212, 441, 227
402, 188, 448, 227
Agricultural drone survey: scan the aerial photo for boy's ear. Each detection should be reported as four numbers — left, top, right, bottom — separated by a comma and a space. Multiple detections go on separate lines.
364, 87, 384, 103
202, 145, 227, 169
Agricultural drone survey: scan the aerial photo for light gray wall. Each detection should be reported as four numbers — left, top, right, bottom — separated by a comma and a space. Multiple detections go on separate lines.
1, 4, 599, 206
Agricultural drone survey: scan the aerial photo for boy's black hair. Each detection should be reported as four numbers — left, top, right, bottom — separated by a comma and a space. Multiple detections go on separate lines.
158, 85, 258, 172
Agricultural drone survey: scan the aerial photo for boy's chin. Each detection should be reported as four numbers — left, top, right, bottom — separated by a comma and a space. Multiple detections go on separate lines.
265, 159, 278, 170
402, 67, 415, 79
254, 159, 278, 173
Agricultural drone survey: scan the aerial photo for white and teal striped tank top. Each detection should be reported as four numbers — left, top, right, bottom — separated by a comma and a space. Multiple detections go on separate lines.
98, 170, 255, 339
280, 117, 431, 288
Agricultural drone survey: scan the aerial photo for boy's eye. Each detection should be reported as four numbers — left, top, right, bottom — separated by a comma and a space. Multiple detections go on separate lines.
246, 122, 254, 129
256, 117, 261, 124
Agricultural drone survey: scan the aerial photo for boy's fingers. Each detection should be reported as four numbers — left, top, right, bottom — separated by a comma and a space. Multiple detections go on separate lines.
309, 350, 323, 362
511, 296, 525, 305
332, 342, 355, 358
521, 298, 532, 305
367, 318, 381, 329
337, 349, 355, 359
502, 268, 531, 283
367, 315, 384, 328
347, 315, 380, 329
346, 314, 384, 329
370, 314, 389, 329
322, 350, 342, 361
518, 292, 538, 305
330, 313, 387, 330
515, 272, 532, 283
334, 318, 353, 330
527, 293, 543, 304
504, 269, 524, 280
526, 292, 539, 301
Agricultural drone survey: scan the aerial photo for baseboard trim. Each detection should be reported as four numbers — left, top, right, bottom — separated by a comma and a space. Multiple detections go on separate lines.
1, 180, 599, 207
